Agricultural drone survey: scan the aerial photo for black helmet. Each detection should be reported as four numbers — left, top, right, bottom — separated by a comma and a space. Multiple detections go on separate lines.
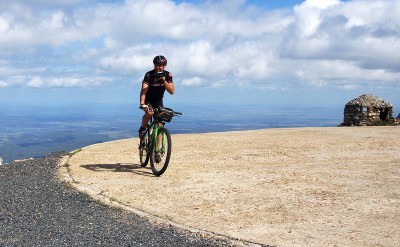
153, 55, 167, 65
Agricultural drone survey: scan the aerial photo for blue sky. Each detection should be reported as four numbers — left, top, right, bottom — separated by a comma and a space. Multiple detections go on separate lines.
0, 0, 399, 109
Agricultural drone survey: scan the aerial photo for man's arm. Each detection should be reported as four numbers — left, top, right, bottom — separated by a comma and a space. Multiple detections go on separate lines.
163, 79, 175, 95
140, 82, 149, 105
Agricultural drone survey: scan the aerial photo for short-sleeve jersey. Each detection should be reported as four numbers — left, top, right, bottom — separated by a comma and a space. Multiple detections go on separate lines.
143, 69, 173, 103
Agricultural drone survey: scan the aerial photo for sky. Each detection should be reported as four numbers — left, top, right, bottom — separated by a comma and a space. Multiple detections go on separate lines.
0, 0, 399, 109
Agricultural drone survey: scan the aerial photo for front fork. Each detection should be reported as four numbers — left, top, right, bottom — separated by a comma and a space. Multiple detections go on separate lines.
153, 126, 159, 152
152, 124, 165, 153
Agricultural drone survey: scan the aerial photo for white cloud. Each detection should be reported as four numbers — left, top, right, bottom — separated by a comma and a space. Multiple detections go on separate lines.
40, 11, 66, 30
26, 75, 111, 88
0, 16, 10, 32
293, 0, 341, 38
99, 53, 147, 74
181, 76, 205, 87
27, 76, 45, 88
0, 0, 399, 92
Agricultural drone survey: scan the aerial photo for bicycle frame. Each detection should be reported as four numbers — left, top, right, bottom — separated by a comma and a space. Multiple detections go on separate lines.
146, 118, 164, 154
138, 105, 182, 176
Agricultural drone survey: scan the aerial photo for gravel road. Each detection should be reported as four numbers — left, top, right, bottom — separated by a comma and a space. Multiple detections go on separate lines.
0, 153, 236, 247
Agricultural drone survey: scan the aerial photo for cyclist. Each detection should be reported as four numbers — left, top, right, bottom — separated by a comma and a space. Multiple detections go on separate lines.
138, 55, 175, 142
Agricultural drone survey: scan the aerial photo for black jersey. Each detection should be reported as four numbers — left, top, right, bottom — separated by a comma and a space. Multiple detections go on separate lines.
143, 69, 173, 103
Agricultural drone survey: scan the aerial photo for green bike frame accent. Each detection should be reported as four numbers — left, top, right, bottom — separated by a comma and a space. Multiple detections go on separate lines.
152, 125, 166, 153
153, 125, 159, 152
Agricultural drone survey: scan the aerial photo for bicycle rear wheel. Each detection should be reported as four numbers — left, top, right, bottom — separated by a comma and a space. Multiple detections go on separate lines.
150, 127, 171, 176
139, 130, 150, 167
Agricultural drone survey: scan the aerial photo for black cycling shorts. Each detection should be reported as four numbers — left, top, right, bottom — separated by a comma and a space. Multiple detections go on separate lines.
145, 100, 163, 111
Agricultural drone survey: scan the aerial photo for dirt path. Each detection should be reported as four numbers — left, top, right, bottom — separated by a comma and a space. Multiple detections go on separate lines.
64, 127, 400, 246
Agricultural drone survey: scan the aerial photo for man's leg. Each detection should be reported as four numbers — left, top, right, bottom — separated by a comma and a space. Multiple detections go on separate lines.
141, 113, 152, 128
139, 106, 153, 138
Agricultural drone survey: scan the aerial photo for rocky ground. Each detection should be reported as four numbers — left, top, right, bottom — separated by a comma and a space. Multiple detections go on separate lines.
0, 152, 250, 246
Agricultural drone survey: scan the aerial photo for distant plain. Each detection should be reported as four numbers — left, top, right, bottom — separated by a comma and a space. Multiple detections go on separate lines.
1, 103, 343, 163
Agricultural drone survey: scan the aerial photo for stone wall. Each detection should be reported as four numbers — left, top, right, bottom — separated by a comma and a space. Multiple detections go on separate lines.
341, 94, 394, 126
342, 105, 393, 126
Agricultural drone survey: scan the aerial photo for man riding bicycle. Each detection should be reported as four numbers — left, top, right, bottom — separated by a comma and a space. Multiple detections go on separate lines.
138, 55, 175, 141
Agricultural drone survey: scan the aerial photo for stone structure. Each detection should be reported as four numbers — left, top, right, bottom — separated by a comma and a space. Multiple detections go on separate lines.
341, 94, 394, 126
395, 113, 400, 125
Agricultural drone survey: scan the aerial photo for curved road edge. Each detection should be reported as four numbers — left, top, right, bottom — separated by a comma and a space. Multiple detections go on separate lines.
57, 155, 266, 247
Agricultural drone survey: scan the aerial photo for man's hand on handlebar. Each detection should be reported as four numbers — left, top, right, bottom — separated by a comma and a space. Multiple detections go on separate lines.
139, 104, 149, 110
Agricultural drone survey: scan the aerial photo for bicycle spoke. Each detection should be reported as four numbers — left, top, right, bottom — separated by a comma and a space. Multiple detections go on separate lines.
150, 127, 171, 176
139, 130, 150, 167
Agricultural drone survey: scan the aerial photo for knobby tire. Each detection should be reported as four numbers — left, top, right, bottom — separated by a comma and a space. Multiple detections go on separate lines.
139, 130, 150, 167
150, 127, 172, 176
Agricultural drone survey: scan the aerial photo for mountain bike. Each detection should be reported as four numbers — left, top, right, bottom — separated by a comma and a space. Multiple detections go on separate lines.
138, 105, 182, 176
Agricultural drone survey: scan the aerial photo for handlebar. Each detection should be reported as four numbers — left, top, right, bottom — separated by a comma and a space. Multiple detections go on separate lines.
140, 105, 182, 116
173, 111, 182, 116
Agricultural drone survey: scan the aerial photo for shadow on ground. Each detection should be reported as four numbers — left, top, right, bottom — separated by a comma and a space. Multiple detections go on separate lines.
80, 163, 154, 177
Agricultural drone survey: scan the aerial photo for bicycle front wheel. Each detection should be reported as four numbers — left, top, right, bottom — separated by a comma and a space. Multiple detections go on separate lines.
150, 127, 171, 176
